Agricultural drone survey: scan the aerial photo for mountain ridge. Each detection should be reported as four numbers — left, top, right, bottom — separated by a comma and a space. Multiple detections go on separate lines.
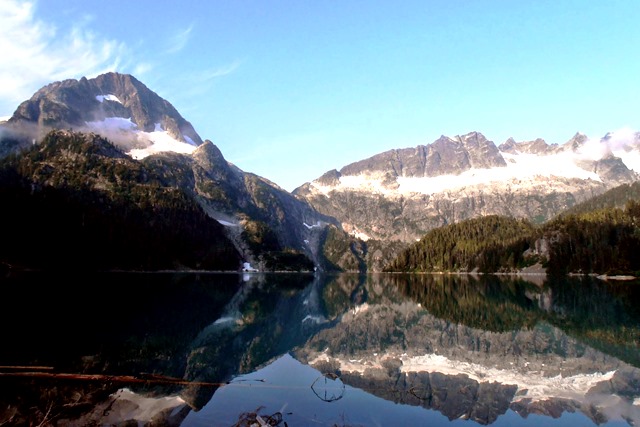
294, 128, 640, 243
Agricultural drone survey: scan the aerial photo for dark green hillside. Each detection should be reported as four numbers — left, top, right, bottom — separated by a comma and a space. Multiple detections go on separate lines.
557, 181, 640, 217
0, 129, 241, 271
317, 224, 367, 272
537, 180, 640, 275
384, 215, 536, 273
541, 200, 640, 275
384, 182, 640, 276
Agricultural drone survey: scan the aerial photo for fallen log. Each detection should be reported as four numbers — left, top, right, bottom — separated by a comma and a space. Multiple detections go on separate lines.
0, 365, 54, 371
0, 371, 224, 387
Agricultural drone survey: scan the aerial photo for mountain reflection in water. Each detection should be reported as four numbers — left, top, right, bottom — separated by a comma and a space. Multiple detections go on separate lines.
1, 272, 639, 426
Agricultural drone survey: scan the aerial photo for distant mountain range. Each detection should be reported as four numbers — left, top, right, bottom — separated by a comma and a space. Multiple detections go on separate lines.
1, 72, 639, 274
293, 130, 640, 243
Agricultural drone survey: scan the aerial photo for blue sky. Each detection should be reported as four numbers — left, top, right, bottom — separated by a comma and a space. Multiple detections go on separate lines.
1, 0, 639, 191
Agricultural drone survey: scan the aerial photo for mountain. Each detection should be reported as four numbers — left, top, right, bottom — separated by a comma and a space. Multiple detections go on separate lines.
293, 131, 640, 244
0, 72, 356, 273
3, 72, 202, 153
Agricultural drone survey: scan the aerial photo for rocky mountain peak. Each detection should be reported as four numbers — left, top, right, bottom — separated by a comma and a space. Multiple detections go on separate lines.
563, 132, 589, 151
8, 72, 202, 147
192, 139, 227, 170
498, 137, 555, 155
455, 131, 507, 169
316, 169, 342, 186
336, 131, 506, 180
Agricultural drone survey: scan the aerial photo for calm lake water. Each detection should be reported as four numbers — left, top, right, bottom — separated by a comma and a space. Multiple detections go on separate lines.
1, 271, 639, 426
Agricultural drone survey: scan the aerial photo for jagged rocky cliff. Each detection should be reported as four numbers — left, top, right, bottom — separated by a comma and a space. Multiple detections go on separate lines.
294, 131, 640, 243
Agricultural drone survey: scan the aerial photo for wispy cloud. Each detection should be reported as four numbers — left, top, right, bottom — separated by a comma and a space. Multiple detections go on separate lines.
578, 126, 640, 161
0, 0, 126, 115
133, 62, 154, 78
165, 24, 194, 54
196, 60, 243, 81
169, 59, 243, 104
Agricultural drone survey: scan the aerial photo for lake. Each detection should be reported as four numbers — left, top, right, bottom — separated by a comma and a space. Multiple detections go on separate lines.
1, 271, 639, 426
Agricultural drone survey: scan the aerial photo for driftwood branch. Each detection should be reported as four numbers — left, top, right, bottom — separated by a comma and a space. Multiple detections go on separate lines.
0, 369, 223, 387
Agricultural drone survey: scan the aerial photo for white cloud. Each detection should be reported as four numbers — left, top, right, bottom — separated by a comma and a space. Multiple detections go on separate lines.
165, 24, 194, 54
176, 59, 243, 99
605, 126, 638, 150
133, 62, 153, 77
577, 126, 639, 165
577, 137, 611, 161
166, 59, 243, 114
0, 0, 126, 116
194, 59, 242, 82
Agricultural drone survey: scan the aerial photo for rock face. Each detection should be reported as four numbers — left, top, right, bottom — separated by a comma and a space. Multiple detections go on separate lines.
294, 131, 640, 244
137, 141, 338, 267
341, 132, 507, 178
6, 72, 202, 147
188, 142, 340, 267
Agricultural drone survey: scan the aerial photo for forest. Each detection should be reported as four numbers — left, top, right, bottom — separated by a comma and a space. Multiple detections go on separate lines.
385, 182, 640, 276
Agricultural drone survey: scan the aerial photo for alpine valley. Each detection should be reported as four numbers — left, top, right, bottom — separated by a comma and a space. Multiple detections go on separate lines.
1, 72, 639, 275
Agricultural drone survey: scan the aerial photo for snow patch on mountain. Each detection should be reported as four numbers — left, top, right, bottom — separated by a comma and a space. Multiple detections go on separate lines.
95, 94, 122, 104
217, 219, 238, 227
350, 230, 371, 241
399, 353, 616, 403
85, 117, 197, 159
342, 224, 371, 241
312, 150, 602, 196
398, 150, 601, 195
129, 123, 198, 158
242, 262, 258, 272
